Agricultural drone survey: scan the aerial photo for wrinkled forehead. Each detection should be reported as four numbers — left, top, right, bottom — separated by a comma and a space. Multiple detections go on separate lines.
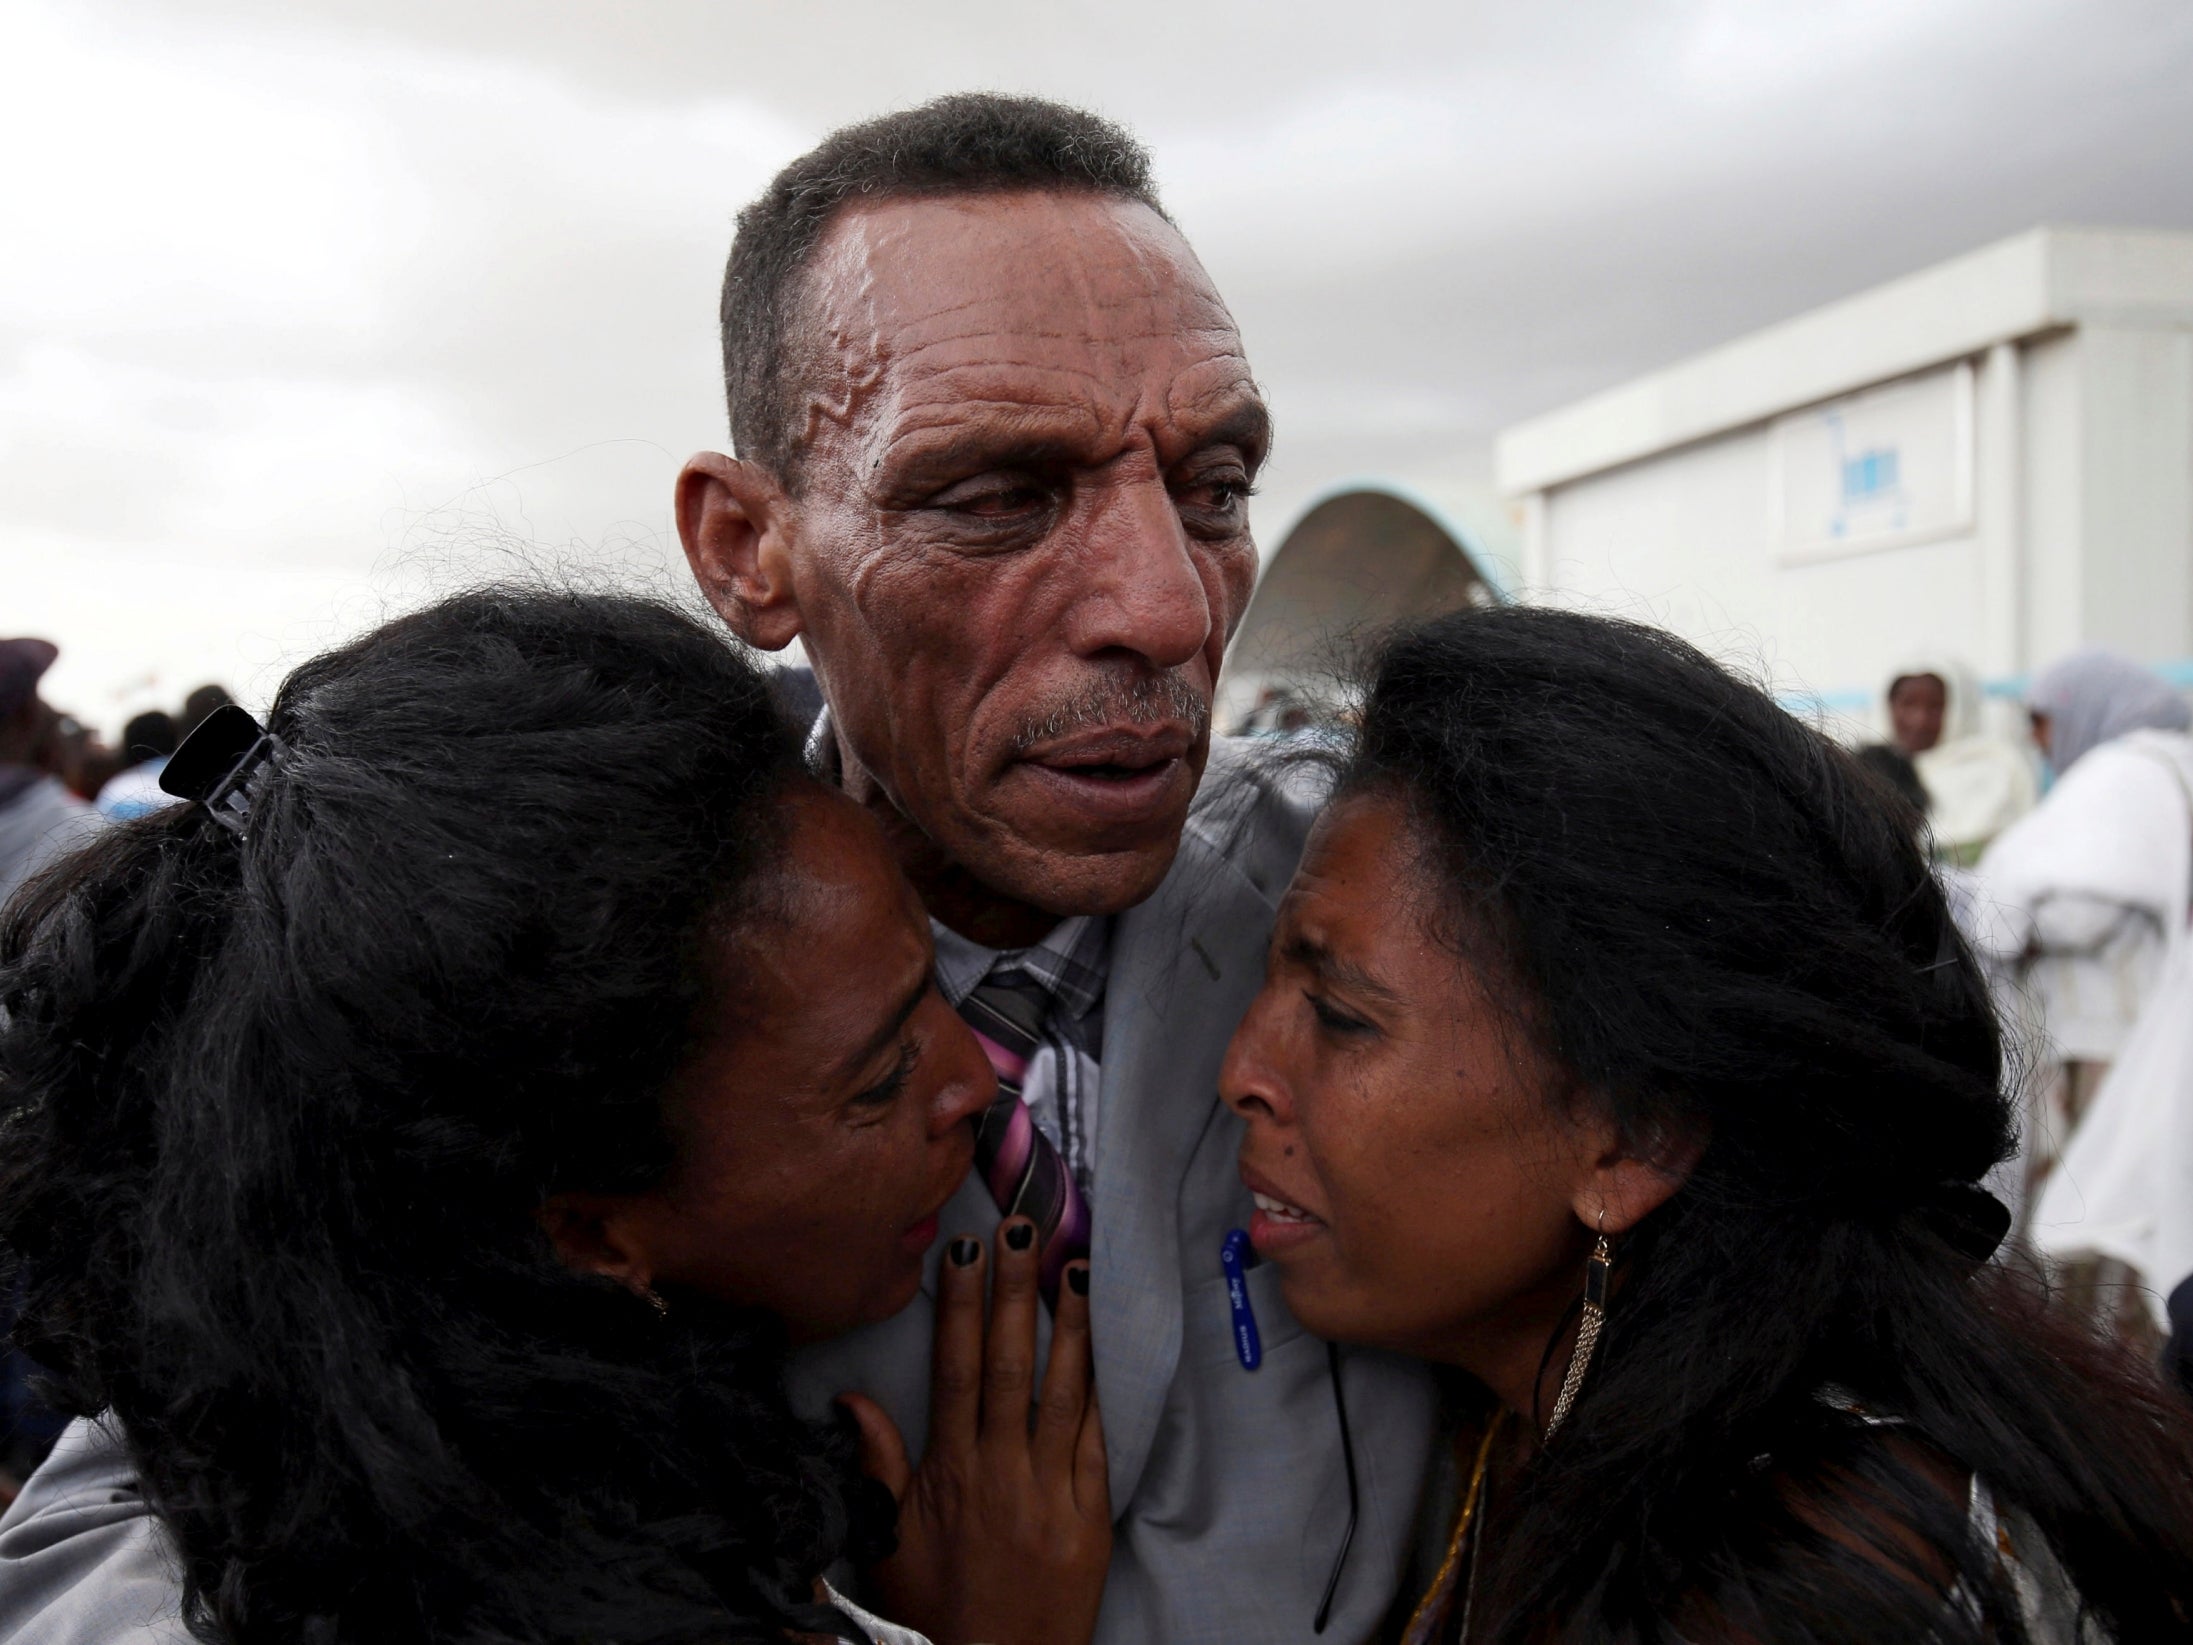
797, 191, 1256, 456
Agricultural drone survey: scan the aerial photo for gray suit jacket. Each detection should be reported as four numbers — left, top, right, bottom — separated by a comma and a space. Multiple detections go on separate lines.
0, 1419, 185, 1645
789, 740, 1439, 1645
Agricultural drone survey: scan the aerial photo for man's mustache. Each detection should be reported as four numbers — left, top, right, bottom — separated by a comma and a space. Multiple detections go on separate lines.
1008, 670, 1211, 757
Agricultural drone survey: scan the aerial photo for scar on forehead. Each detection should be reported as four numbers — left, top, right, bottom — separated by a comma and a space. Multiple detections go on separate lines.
795, 315, 891, 447
785, 231, 896, 445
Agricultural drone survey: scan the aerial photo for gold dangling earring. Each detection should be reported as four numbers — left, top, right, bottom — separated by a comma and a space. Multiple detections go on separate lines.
1543, 1218, 1613, 1441
640, 1286, 669, 1318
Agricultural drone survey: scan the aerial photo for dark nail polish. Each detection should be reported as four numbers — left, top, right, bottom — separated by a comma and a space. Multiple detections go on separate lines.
1067, 1265, 1090, 1297
1004, 1221, 1035, 1253
948, 1237, 981, 1267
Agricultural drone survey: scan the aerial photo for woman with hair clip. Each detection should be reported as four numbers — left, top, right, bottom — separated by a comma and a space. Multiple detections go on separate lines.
1221, 606, 2193, 1643
0, 589, 1109, 1645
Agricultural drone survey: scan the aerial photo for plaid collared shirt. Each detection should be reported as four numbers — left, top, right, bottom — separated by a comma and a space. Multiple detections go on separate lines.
931, 911, 1111, 1197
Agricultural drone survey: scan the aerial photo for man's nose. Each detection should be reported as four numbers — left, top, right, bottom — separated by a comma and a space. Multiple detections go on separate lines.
1062, 472, 1213, 672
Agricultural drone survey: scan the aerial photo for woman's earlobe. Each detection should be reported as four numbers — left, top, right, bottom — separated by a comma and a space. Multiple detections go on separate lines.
536, 1193, 658, 1296
1578, 1122, 1706, 1236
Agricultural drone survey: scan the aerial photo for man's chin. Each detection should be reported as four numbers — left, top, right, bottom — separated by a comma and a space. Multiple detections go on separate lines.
922, 757, 1206, 923
1008, 749, 1200, 838
988, 824, 1189, 919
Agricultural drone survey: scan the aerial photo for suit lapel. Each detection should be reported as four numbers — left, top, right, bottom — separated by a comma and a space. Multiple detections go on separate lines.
1091, 820, 1280, 1510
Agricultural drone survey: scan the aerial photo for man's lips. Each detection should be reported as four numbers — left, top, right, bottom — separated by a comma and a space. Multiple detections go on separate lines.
1016, 722, 1197, 772
1012, 725, 1199, 826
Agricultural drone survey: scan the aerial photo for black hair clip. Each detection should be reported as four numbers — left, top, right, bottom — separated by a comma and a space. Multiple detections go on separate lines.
1919, 1180, 2012, 1265
159, 704, 287, 836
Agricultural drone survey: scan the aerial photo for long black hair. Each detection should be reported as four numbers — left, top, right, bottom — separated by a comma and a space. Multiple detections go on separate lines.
0, 588, 881, 1643
1349, 607, 2193, 1644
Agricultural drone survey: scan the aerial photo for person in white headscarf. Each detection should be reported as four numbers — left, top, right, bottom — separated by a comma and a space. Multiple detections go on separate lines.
1970, 651, 2193, 1078
1873, 655, 2036, 863
1967, 649, 2193, 1330
2026, 648, 2193, 775
2033, 922, 2193, 1341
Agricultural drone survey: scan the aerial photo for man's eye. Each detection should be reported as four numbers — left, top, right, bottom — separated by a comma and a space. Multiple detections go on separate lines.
935, 482, 1051, 518
1304, 992, 1372, 1036
1177, 474, 1254, 520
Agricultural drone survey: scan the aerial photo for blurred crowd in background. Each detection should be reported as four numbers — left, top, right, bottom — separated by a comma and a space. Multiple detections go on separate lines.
0, 644, 234, 901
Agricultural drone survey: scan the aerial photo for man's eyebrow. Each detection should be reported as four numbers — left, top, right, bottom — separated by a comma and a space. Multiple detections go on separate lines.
879, 398, 1273, 492
827, 970, 930, 1086
877, 426, 1099, 494
1184, 400, 1272, 467
1282, 933, 1401, 1008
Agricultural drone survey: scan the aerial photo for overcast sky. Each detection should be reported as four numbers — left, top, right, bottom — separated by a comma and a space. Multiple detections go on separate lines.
9, 0, 2193, 728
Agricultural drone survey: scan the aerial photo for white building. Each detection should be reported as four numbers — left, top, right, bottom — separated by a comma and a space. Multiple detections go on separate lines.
1495, 225, 2193, 733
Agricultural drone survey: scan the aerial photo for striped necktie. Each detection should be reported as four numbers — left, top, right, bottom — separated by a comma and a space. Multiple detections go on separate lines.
956, 968, 1093, 1307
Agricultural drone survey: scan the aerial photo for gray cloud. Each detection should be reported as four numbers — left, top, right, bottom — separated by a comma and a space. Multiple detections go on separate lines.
8, 0, 2193, 724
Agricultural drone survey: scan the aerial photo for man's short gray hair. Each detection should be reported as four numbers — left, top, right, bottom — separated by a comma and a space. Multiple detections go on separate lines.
718, 93, 1169, 485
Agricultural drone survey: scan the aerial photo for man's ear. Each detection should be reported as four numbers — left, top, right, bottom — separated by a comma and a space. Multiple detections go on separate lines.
1573, 1115, 1708, 1238
676, 451, 803, 651
536, 1192, 660, 1296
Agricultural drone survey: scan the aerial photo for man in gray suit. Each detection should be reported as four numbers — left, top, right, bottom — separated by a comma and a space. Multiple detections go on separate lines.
676, 95, 1437, 1644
